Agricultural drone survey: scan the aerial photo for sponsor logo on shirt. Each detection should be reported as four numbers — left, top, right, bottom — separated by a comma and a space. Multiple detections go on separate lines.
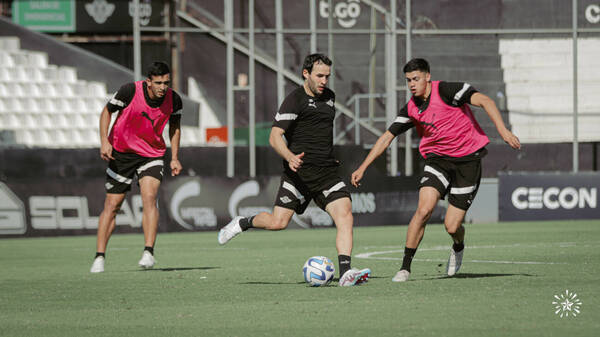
280, 196, 292, 204
326, 99, 334, 107
308, 99, 317, 109
141, 111, 155, 124
420, 121, 438, 130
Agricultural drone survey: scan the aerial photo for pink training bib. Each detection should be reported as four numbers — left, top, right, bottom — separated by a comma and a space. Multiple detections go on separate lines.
407, 81, 489, 158
109, 81, 174, 157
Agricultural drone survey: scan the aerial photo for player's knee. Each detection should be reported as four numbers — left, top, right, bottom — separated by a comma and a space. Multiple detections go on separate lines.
103, 200, 123, 214
141, 194, 158, 207
445, 223, 462, 235
414, 206, 433, 222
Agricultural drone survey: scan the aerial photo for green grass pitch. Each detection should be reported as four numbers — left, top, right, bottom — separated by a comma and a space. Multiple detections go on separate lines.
1, 220, 599, 337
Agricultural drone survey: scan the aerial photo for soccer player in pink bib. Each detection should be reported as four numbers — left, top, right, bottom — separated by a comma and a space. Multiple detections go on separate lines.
90, 61, 183, 273
351, 58, 521, 282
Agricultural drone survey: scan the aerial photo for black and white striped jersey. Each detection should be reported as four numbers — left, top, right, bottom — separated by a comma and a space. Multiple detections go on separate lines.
272, 86, 338, 167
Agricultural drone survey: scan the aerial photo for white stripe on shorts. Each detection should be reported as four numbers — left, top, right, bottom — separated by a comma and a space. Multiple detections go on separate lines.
283, 181, 305, 203
106, 167, 132, 184
424, 165, 449, 188
136, 159, 164, 175
450, 185, 477, 195
323, 182, 346, 198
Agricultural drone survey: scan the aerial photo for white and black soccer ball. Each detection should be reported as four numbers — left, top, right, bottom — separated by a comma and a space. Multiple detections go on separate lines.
302, 256, 335, 287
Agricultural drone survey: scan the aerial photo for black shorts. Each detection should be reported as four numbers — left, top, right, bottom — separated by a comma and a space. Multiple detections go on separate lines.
419, 155, 483, 211
105, 150, 164, 193
275, 165, 351, 214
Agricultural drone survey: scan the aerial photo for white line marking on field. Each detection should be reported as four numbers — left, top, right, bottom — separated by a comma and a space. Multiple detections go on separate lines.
362, 242, 582, 251
355, 247, 567, 265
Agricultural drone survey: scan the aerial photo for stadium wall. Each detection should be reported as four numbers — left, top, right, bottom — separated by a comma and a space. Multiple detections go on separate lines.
2, 142, 599, 237
0, 146, 440, 237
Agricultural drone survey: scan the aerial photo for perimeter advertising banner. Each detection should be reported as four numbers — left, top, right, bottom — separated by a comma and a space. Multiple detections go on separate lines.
498, 172, 600, 221
12, 0, 164, 33
0, 175, 436, 237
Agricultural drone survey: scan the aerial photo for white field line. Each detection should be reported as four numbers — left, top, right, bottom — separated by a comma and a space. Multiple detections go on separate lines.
362, 242, 580, 251
354, 242, 581, 265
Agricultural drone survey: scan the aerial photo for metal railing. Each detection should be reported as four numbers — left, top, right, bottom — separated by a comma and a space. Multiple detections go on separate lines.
132, 0, 600, 175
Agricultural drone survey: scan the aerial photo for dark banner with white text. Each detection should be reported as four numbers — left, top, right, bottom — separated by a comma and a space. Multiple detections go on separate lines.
499, 172, 600, 221
0, 175, 437, 237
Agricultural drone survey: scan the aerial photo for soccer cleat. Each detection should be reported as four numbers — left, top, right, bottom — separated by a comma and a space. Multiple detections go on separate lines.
338, 268, 371, 286
392, 269, 410, 282
218, 216, 243, 245
90, 256, 105, 273
138, 251, 156, 269
446, 247, 464, 276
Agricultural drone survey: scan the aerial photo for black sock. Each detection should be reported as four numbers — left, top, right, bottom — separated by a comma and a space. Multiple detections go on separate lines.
144, 246, 154, 255
239, 216, 255, 231
95, 252, 105, 259
401, 247, 417, 272
338, 255, 351, 278
453, 242, 464, 252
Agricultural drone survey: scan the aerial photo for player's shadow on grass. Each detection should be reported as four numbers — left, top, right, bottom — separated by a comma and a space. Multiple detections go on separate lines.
139, 267, 220, 272
241, 281, 307, 285
242, 276, 386, 285
428, 272, 535, 280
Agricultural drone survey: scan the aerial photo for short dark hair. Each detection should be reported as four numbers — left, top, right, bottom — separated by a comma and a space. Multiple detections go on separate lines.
403, 58, 430, 73
302, 53, 332, 76
147, 61, 170, 78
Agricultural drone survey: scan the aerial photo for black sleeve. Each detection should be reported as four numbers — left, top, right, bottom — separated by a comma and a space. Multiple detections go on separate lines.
387, 103, 414, 136
106, 83, 135, 112
272, 91, 301, 131
170, 91, 183, 121
438, 81, 478, 107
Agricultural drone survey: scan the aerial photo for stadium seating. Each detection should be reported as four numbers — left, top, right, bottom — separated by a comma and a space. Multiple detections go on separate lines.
0, 36, 205, 148
499, 38, 600, 143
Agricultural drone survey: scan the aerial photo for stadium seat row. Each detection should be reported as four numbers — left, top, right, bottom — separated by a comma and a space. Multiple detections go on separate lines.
0, 36, 206, 148
499, 37, 600, 143
0, 50, 48, 68
14, 128, 101, 148
0, 37, 20, 52
0, 65, 78, 83
0, 80, 107, 98
0, 113, 99, 130
0, 97, 107, 114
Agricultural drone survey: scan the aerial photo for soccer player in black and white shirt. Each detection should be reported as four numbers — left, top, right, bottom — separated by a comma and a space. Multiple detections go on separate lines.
351, 58, 521, 282
218, 54, 371, 286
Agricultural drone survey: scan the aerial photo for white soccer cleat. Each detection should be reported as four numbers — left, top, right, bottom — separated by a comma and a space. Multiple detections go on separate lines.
338, 268, 371, 286
218, 216, 243, 245
392, 269, 410, 282
90, 256, 105, 273
446, 247, 464, 276
138, 251, 156, 269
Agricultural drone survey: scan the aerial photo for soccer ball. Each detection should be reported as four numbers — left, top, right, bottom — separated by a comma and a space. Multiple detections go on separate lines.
302, 256, 335, 287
